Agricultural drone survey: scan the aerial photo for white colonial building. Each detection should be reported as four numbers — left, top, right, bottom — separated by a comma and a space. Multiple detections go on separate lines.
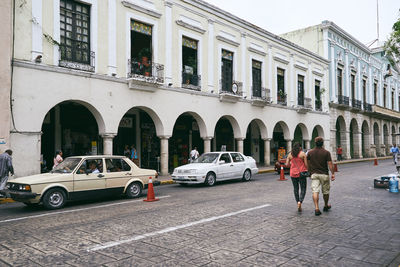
2, 0, 330, 177
282, 21, 400, 160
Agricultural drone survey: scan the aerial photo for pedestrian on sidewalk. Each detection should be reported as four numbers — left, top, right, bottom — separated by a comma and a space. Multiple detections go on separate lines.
390, 144, 399, 164
336, 145, 343, 161
189, 147, 199, 163
0, 150, 14, 196
286, 142, 308, 212
123, 145, 131, 158
307, 137, 335, 216
53, 150, 63, 169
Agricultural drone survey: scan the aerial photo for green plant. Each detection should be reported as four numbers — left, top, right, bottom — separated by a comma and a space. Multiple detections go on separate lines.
278, 90, 287, 98
138, 48, 151, 59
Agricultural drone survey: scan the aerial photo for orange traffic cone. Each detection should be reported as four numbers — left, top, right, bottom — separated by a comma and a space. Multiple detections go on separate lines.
278, 165, 287, 181
374, 158, 378, 166
334, 163, 338, 172
143, 177, 159, 202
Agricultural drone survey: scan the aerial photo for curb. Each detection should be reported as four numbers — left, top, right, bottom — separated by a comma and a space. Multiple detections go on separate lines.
0, 198, 15, 204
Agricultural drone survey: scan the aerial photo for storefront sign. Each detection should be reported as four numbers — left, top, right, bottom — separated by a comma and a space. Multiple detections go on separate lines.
119, 117, 133, 128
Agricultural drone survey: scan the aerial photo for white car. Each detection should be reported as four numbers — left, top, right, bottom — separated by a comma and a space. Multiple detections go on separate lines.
172, 152, 258, 186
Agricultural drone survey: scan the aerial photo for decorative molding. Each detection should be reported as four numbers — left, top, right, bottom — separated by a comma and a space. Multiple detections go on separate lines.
247, 43, 266, 56
273, 53, 289, 65
175, 20, 206, 34
312, 69, 324, 77
216, 31, 240, 47
121, 0, 162, 18
294, 61, 308, 71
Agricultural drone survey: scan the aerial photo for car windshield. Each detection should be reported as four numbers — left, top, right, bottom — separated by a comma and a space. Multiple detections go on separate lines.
193, 153, 219, 163
51, 158, 81, 173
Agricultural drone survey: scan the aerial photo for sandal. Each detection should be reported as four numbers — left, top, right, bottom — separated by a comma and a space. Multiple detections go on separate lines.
323, 205, 331, 212
315, 209, 321, 216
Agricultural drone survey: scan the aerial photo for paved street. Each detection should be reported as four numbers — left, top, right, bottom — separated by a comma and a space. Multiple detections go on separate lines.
0, 159, 399, 266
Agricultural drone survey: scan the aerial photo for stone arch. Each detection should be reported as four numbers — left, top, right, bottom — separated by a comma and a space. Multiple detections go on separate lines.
213, 115, 242, 138
293, 123, 310, 146
246, 119, 268, 140
335, 116, 347, 158
118, 106, 164, 137
172, 111, 208, 139
273, 121, 290, 140
244, 119, 268, 163
311, 125, 325, 148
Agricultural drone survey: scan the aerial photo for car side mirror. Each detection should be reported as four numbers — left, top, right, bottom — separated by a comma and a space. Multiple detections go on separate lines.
218, 160, 225, 164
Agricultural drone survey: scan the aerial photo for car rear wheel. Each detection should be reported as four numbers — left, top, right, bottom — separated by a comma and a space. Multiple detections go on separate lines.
204, 172, 216, 186
42, 188, 66, 210
242, 169, 251, 181
126, 182, 142, 198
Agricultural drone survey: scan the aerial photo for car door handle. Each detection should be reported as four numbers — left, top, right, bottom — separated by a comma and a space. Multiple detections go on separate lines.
97, 174, 104, 178
125, 173, 132, 175
230, 164, 234, 167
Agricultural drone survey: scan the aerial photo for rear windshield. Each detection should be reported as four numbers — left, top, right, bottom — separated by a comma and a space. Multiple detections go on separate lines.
52, 158, 81, 173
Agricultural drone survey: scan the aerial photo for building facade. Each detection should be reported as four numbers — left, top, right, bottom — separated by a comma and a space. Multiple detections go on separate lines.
282, 20, 400, 160
8, 0, 330, 177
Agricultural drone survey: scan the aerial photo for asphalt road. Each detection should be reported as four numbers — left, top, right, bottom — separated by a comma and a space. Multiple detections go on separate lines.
0, 160, 399, 266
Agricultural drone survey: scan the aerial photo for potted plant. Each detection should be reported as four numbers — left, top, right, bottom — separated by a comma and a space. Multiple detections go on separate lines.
138, 48, 151, 76
278, 90, 287, 102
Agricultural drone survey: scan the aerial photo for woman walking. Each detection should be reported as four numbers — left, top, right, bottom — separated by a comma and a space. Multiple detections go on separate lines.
286, 142, 308, 212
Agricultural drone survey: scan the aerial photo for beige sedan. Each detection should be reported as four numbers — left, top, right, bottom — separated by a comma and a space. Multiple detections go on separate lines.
7, 155, 157, 209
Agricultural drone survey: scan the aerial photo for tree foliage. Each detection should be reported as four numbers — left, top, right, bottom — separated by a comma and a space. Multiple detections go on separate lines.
384, 13, 400, 67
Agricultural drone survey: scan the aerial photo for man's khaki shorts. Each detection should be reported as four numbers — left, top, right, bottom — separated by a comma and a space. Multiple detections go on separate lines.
311, 173, 330, 194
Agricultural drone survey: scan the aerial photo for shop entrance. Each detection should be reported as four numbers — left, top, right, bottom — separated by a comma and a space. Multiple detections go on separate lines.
272, 123, 287, 162
41, 101, 101, 171
214, 118, 234, 152
169, 114, 203, 170
244, 121, 264, 164
113, 109, 160, 171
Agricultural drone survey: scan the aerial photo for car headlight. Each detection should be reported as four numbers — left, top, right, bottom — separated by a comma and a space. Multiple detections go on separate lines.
17, 184, 32, 192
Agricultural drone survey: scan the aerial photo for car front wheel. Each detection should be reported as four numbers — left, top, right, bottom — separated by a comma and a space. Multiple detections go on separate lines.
126, 182, 143, 198
42, 188, 67, 210
204, 172, 216, 186
242, 169, 251, 181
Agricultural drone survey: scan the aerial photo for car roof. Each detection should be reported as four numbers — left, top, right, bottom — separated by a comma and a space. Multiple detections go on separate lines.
66, 155, 127, 159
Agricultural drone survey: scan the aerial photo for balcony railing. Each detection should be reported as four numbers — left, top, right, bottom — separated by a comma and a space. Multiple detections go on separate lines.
352, 99, 362, 109
363, 102, 372, 112
127, 59, 164, 84
304, 97, 312, 109
219, 80, 243, 96
251, 86, 268, 100
338, 95, 350, 106
182, 72, 201, 90
59, 44, 95, 72
277, 94, 287, 105
315, 100, 322, 111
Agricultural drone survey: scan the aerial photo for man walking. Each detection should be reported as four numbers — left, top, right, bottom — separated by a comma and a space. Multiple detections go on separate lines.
0, 150, 14, 197
190, 147, 199, 163
390, 144, 399, 164
307, 137, 335, 216
336, 145, 343, 161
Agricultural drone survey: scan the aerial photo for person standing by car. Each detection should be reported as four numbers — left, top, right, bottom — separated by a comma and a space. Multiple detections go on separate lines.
0, 150, 14, 196
307, 137, 335, 216
190, 147, 199, 163
286, 142, 308, 212
53, 150, 63, 169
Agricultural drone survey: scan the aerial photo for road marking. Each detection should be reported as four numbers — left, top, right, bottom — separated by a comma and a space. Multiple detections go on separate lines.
0, 195, 171, 224
87, 203, 271, 252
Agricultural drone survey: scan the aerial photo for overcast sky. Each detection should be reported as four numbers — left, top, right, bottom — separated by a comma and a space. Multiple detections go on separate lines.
208, 0, 399, 46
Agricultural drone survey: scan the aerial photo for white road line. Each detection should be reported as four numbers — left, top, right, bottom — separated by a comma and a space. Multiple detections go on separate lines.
87, 203, 271, 252
0, 195, 171, 224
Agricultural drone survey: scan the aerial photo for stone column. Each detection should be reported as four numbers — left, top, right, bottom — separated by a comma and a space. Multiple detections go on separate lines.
203, 137, 212, 153
241, 33, 247, 97
289, 53, 295, 106
263, 138, 271, 166
160, 136, 170, 175
164, 1, 173, 85
207, 19, 215, 93
344, 130, 351, 160
329, 42, 336, 102
345, 49, 349, 97
286, 139, 292, 153
370, 144, 377, 158
304, 140, 310, 150
236, 138, 244, 154
354, 131, 362, 159
101, 133, 116, 155
10, 131, 42, 177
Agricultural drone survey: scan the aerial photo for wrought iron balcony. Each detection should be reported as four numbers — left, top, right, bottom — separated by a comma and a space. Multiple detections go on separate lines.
219, 80, 243, 96
363, 102, 372, 112
127, 59, 164, 84
352, 99, 362, 110
59, 44, 95, 72
251, 86, 268, 100
182, 72, 201, 91
315, 100, 322, 111
277, 94, 287, 105
338, 95, 349, 106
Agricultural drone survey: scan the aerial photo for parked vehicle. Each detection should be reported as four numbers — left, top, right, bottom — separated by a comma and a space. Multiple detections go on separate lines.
7, 155, 157, 209
172, 152, 258, 186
